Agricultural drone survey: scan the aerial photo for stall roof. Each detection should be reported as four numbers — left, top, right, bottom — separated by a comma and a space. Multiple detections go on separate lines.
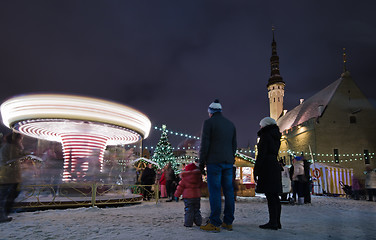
235, 152, 255, 166
131, 157, 158, 166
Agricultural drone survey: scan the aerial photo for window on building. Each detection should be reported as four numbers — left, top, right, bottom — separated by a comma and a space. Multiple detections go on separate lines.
350, 116, 356, 124
274, 98, 275, 102
364, 150, 370, 164
334, 149, 339, 163
278, 97, 280, 102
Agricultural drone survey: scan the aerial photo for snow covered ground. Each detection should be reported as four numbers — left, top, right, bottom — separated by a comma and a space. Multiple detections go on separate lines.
1, 195, 375, 240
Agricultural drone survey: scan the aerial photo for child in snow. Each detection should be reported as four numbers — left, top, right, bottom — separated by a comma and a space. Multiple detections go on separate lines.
174, 162, 203, 227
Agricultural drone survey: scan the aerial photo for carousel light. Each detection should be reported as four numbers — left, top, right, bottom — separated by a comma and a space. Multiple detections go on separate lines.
1, 93, 151, 182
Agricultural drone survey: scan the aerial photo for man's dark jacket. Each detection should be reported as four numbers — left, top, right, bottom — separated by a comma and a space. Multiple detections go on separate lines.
141, 167, 156, 185
199, 112, 237, 166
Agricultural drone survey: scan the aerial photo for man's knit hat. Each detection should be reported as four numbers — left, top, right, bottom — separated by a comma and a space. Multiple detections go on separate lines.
208, 99, 222, 114
259, 117, 277, 128
185, 163, 198, 171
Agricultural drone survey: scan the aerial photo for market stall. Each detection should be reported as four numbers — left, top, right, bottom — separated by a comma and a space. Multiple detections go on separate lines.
310, 163, 353, 195
235, 153, 256, 197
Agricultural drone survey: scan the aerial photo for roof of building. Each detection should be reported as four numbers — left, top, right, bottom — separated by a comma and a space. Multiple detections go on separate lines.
131, 157, 158, 166
277, 77, 343, 132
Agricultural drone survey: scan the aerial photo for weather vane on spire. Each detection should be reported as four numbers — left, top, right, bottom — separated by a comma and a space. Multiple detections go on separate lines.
343, 47, 347, 72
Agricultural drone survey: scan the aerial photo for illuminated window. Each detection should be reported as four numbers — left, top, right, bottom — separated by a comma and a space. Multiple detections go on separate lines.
350, 116, 356, 124
334, 149, 339, 163
364, 150, 370, 164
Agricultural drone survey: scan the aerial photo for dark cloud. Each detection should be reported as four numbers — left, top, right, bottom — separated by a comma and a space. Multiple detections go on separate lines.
1, 0, 375, 148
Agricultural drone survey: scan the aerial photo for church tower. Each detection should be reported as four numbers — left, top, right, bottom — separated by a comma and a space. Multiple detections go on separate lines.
267, 28, 285, 120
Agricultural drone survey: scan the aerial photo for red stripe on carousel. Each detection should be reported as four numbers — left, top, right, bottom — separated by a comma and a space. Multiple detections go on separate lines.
61, 134, 109, 182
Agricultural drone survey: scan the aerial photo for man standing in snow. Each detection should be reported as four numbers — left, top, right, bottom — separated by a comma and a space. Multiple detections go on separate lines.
199, 99, 237, 232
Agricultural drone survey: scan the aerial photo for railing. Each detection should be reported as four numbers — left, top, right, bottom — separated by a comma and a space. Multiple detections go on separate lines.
15, 182, 160, 209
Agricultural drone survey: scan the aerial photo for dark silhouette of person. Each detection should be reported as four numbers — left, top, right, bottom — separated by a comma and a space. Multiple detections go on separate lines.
199, 99, 237, 232
254, 117, 282, 230
0, 132, 25, 223
141, 163, 156, 201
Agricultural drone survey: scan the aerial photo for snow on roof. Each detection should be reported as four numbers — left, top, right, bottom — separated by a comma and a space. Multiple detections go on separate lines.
277, 78, 342, 132
131, 157, 158, 166
235, 152, 256, 163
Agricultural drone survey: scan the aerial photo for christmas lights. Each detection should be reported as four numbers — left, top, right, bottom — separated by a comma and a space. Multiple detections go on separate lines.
152, 125, 179, 171
153, 125, 200, 140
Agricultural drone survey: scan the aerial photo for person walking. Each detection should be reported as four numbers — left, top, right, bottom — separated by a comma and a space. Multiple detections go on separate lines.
165, 163, 175, 202
303, 157, 312, 203
365, 167, 376, 201
159, 166, 167, 198
352, 175, 361, 200
0, 132, 25, 223
199, 99, 237, 232
140, 163, 156, 201
292, 156, 306, 205
254, 117, 282, 230
174, 163, 203, 227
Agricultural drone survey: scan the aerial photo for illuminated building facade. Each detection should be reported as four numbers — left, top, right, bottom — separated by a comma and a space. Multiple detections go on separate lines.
265, 32, 376, 180
275, 71, 376, 179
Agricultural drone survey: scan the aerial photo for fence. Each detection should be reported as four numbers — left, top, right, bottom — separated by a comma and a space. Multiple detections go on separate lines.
15, 182, 160, 209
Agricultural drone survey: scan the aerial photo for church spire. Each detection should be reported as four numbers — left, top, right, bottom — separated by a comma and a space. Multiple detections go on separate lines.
267, 27, 285, 121
267, 26, 285, 88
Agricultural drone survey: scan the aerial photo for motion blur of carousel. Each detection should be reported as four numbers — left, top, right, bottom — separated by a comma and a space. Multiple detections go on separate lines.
0, 94, 155, 209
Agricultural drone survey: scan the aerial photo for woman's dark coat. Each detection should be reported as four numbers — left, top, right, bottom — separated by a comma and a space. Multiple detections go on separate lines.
254, 124, 282, 194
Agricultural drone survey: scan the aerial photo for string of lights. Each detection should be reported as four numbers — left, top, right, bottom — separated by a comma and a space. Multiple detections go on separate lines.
280, 150, 375, 157
153, 125, 200, 140
125, 126, 375, 164
280, 150, 375, 163
143, 146, 199, 151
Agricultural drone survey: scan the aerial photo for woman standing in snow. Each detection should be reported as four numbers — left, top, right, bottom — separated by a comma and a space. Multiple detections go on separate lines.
159, 166, 167, 198
254, 117, 282, 230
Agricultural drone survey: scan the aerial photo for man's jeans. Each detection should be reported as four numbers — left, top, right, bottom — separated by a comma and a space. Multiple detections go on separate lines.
206, 163, 235, 227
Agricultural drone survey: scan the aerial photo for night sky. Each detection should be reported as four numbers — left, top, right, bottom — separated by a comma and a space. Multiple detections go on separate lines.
1, 1, 375, 149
